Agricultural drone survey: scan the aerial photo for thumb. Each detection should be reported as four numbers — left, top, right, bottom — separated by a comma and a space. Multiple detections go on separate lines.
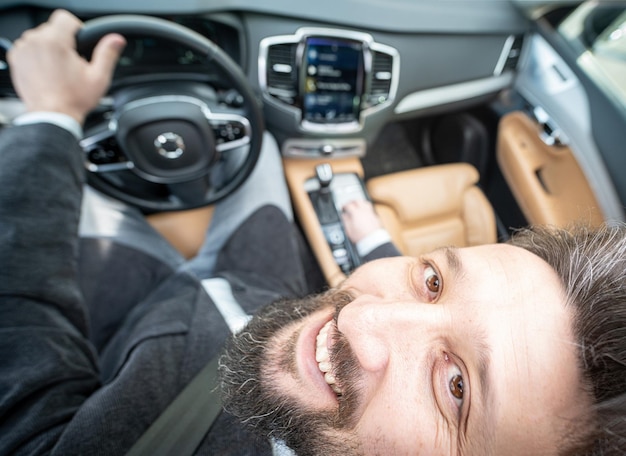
88, 33, 126, 90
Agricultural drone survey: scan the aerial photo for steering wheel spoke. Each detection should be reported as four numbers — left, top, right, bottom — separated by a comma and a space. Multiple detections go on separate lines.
208, 113, 252, 153
81, 123, 134, 173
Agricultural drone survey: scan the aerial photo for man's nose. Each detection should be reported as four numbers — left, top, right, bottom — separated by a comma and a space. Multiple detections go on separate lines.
336, 295, 446, 373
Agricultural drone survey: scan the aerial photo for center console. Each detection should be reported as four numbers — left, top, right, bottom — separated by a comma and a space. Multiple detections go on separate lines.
259, 27, 399, 140
282, 156, 369, 286
305, 163, 369, 274
261, 28, 398, 284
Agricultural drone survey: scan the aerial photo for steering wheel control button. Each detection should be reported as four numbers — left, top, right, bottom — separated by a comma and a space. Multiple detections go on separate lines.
215, 121, 246, 143
154, 132, 185, 159
88, 145, 124, 166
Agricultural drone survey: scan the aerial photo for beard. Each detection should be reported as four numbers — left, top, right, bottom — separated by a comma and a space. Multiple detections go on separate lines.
218, 289, 364, 456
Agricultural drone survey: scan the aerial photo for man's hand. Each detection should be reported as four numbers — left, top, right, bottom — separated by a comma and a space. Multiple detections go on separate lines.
341, 199, 384, 244
7, 9, 126, 124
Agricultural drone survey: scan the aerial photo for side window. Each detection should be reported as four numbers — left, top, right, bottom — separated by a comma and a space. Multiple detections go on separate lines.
558, 4, 626, 108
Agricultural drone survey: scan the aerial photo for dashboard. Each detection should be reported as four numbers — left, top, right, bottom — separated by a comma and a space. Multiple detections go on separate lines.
6, 0, 624, 278
0, 0, 530, 149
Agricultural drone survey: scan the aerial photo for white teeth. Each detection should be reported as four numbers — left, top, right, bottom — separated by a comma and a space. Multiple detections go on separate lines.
319, 361, 332, 371
315, 320, 343, 396
315, 342, 328, 362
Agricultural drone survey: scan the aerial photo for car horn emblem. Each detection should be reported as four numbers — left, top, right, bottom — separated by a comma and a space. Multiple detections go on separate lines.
154, 132, 185, 159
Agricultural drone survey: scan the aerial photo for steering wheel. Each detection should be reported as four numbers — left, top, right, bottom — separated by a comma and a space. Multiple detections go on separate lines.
76, 15, 264, 212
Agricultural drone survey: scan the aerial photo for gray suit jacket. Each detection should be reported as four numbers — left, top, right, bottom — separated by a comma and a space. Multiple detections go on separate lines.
0, 123, 399, 455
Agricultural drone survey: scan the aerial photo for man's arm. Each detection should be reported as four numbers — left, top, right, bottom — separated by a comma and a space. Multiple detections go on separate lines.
341, 199, 401, 261
1, 10, 124, 314
0, 10, 124, 453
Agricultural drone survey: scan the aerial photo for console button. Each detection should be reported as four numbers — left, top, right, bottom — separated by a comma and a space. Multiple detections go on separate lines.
324, 225, 345, 246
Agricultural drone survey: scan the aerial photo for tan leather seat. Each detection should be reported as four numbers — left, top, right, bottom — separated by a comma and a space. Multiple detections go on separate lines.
497, 111, 604, 228
149, 161, 497, 285
147, 206, 214, 259
366, 163, 497, 257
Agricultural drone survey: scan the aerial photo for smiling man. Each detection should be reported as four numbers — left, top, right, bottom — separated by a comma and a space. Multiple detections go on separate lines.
221, 225, 626, 455
2, 8, 625, 456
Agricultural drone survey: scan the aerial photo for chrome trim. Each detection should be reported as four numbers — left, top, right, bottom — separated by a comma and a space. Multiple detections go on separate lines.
81, 95, 252, 172
282, 137, 366, 158
272, 63, 293, 73
120, 94, 207, 113
207, 113, 252, 152
394, 73, 514, 114
154, 132, 186, 159
300, 118, 362, 134
494, 35, 516, 76
532, 105, 569, 147
86, 161, 134, 173
80, 121, 117, 149
120, 95, 251, 151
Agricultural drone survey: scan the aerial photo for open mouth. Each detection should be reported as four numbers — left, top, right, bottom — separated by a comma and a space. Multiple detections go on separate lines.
316, 319, 343, 396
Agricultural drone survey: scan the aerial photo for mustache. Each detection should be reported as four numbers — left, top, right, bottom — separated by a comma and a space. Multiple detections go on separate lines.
330, 295, 364, 429
329, 325, 363, 429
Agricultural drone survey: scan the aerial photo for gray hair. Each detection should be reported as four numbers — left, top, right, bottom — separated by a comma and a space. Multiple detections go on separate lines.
509, 224, 626, 455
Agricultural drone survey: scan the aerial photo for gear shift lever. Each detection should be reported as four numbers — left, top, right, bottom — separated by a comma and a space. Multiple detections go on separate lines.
313, 163, 337, 224
307, 163, 362, 273
315, 163, 333, 194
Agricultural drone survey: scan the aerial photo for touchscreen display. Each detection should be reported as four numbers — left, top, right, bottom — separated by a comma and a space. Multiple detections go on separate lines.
302, 37, 363, 124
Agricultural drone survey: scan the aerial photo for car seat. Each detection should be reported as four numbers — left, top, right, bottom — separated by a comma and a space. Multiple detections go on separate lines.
366, 162, 497, 257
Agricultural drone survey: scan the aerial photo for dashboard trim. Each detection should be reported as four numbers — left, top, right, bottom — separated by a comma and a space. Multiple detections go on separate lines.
394, 73, 514, 115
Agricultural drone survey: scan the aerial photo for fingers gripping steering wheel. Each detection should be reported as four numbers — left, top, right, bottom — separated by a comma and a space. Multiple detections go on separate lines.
77, 15, 264, 212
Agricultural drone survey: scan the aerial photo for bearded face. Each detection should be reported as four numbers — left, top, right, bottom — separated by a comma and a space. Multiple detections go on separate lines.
219, 289, 363, 456
219, 250, 587, 456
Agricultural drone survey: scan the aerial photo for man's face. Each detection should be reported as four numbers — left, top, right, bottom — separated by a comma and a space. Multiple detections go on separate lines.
221, 244, 588, 455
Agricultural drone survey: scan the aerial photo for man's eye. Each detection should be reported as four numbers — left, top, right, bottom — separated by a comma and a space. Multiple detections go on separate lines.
424, 265, 441, 298
450, 373, 464, 400
444, 353, 465, 409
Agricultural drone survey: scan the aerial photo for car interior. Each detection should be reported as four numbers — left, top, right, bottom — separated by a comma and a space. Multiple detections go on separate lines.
1, 0, 625, 288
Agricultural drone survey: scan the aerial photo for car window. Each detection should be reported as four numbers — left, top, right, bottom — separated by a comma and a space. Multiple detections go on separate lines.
558, 3, 626, 107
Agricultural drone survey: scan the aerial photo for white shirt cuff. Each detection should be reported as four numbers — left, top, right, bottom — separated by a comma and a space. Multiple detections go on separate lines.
356, 228, 392, 257
13, 111, 82, 140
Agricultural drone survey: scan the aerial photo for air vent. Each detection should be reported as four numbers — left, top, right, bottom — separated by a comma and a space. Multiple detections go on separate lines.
367, 50, 394, 107
266, 43, 298, 105
0, 42, 15, 97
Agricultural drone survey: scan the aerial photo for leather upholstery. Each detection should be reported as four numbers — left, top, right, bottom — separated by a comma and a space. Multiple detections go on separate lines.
148, 206, 215, 259
149, 159, 497, 287
497, 111, 604, 227
367, 163, 497, 257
